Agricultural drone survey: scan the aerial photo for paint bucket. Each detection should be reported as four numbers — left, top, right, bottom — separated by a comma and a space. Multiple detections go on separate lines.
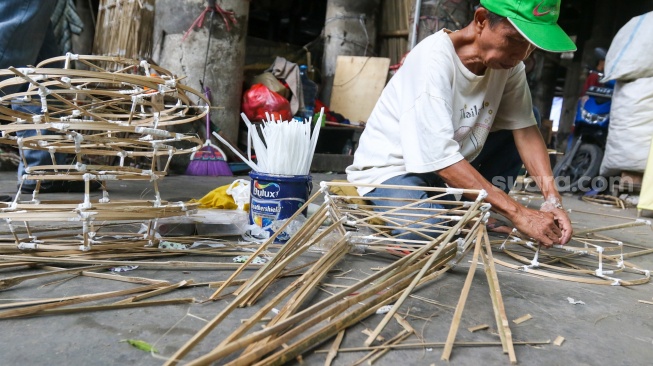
248, 171, 312, 243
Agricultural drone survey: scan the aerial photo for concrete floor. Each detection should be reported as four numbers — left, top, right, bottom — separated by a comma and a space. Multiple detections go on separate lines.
0, 171, 652, 365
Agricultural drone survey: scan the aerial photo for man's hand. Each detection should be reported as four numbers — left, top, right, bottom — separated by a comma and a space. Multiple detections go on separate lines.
510, 207, 566, 247
539, 198, 573, 244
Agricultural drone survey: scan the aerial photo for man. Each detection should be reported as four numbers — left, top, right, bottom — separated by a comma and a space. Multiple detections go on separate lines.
346, 0, 573, 246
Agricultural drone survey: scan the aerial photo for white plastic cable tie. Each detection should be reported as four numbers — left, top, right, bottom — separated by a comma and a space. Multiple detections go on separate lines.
482, 212, 490, 223
478, 189, 488, 200
79, 245, 91, 252
50, 122, 70, 131
75, 162, 87, 172
480, 203, 492, 212
499, 233, 513, 251
18, 243, 37, 250
139, 59, 150, 70
643, 269, 650, 277
525, 241, 535, 248
462, 201, 473, 208
60, 76, 72, 88
165, 79, 176, 88
131, 94, 144, 105
135, 127, 171, 137
610, 279, 621, 286
32, 115, 42, 123
72, 109, 81, 117
66, 52, 79, 61
15, 67, 35, 75
152, 112, 160, 129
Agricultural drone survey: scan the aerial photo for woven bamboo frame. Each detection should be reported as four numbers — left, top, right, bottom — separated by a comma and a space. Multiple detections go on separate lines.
0, 55, 207, 251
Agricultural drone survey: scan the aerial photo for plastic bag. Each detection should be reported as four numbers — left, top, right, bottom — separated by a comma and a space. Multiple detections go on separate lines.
602, 11, 653, 81
242, 83, 292, 122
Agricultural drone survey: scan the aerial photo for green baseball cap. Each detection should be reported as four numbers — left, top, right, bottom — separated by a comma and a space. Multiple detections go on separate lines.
480, 0, 576, 52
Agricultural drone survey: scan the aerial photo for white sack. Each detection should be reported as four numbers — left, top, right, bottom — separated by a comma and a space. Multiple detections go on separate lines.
602, 11, 653, 82
600, 77, 653, 176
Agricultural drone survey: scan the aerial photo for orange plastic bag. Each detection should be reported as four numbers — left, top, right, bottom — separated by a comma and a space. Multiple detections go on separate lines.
242, 83, 292, 122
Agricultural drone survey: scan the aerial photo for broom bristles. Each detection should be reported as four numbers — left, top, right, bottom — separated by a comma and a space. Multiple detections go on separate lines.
185, 145, 233, 176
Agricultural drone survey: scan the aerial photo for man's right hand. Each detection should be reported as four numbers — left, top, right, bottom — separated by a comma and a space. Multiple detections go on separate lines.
509, 207, 563, 247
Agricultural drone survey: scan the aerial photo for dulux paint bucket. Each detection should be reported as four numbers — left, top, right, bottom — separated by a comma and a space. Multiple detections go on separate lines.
248, 171, 312, 243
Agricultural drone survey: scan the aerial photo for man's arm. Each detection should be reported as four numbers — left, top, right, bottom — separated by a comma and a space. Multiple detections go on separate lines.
513, 125, 573, 244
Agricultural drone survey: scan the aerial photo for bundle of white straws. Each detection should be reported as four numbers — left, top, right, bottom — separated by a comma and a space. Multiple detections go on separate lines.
212, 108, 324, 176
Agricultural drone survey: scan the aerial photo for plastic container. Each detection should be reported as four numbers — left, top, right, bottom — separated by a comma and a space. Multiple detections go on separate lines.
299, 65, 317, 120
249, 171, 312, 243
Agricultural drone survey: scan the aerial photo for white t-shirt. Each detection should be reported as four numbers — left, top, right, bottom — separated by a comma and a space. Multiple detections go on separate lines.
346, 30, 536, 195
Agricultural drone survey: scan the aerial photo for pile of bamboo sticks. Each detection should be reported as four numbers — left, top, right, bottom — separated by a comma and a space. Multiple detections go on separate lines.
379, 0, 411, 65
160, 182, 528, 364
93, 0, 155, 61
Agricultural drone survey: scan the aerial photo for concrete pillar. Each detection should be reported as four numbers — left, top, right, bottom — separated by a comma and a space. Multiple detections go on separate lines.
412, 0, 472, 45
153, 0, 249, 146
321, 0, 380, 104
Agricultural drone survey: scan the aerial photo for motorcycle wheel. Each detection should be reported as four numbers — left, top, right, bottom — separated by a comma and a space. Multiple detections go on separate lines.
553, 143, 603, 193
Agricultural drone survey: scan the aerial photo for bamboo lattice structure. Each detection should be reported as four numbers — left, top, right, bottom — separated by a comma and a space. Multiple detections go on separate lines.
0, 54, 208, 251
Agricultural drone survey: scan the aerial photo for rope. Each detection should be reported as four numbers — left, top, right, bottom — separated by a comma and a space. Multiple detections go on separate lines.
182, 0, 237, 41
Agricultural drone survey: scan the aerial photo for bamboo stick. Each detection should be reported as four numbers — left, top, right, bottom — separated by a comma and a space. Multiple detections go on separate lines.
0, 282, 167, 319
313, 340, 552, 353
0, 255, 255, 270
0, 265, 111, 291
324, 330, 345, 366
38, 298, 193, 316
482, 229, 517, 364
441, 229, 483, 361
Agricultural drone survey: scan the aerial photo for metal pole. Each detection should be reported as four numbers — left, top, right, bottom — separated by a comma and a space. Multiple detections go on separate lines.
409, 0, 422, 49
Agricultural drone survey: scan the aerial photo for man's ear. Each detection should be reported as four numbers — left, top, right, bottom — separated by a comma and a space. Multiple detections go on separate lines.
474, 7, 489, 32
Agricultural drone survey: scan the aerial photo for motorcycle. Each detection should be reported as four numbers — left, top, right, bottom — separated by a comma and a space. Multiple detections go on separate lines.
553, 72, 614, 193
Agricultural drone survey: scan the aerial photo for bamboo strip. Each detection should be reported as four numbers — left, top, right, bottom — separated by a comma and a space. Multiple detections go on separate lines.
39, 298, 193, 316
0, 282, 167, 319
441, 229, 483, 361
324, 330, 345, 366
482, 229, 517, 364
0, 256, 255, 270
113, 280, 190, 304
354, 330, 410, 366
313, 340, 551, 353
574, 221, 649, 236
0, 265, 111, 291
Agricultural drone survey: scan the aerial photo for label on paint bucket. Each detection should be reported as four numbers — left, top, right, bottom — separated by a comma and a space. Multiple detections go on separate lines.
249, 172, 311, 243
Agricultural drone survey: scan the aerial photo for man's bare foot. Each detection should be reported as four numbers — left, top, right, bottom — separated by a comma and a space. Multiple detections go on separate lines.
486, 217, 514, 235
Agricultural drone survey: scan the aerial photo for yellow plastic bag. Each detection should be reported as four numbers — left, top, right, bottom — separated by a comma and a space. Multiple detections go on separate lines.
192, 180, 250, 211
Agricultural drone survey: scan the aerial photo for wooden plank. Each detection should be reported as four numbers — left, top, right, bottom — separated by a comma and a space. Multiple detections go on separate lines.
512, 313, 533, 325
553, 336, 565, 346
330, 56, 390, 124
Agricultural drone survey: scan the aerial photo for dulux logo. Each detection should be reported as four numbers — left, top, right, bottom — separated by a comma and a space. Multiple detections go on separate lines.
253, 181, 281, 199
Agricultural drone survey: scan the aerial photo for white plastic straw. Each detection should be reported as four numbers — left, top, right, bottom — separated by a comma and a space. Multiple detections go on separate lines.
214, 109, 325, 176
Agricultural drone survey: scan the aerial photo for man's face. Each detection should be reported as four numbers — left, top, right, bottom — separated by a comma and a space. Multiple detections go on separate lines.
479, 19, 535, 70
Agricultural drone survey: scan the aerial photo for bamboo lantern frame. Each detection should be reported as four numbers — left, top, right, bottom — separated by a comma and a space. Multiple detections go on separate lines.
0, 55, 208, 251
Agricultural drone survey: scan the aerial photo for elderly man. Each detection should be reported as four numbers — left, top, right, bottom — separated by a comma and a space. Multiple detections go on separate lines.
347, 0, 574, 246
